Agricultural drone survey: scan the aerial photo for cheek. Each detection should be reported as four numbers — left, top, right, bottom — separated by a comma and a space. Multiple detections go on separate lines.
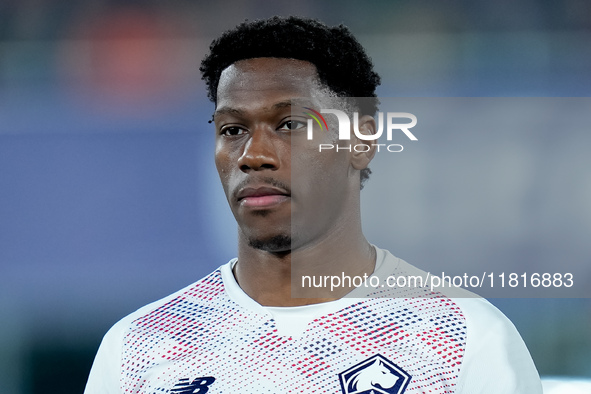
292, 150, 347, 200
214, 147, 232, 191
214, 138, 233, 171
214, 149, 224, 175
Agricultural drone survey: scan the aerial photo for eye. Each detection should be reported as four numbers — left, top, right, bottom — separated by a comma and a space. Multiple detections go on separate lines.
220, 126, 247, 136
278, 120, 307, 131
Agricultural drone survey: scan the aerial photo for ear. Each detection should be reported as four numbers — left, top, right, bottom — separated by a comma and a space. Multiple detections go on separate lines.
350, 115, 377, 171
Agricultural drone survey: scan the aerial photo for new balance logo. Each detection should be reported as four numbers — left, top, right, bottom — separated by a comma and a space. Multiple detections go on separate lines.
170, 377, 216, 393
339, 354, 411, 394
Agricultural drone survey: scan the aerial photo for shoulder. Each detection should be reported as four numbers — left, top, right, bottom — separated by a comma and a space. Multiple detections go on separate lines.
451, 297, 542, 393
84, 264, 230, 394
117, 266, 227, 333
375, 248, 542, 393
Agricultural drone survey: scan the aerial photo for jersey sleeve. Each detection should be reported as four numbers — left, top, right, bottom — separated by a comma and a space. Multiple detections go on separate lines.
83, 278, 211, 394
84, 318, 128, 394
453, 297, 542, 393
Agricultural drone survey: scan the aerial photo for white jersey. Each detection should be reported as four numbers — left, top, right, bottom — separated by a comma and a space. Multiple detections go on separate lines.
85, 248, 542, 393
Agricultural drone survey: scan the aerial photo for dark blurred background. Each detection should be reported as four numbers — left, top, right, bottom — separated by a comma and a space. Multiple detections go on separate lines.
1, 1, 590, 392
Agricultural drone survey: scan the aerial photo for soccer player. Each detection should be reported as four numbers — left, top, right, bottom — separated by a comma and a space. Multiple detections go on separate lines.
85, 16, 542, 393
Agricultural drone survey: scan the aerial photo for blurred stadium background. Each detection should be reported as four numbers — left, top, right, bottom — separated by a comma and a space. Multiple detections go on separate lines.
1, 0, 590, 392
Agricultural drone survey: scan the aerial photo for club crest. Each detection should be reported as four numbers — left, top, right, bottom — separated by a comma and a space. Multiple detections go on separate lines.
338, 354, 411, 394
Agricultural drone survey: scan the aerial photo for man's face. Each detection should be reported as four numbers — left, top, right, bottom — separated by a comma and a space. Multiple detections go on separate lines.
214, 58, 357, 253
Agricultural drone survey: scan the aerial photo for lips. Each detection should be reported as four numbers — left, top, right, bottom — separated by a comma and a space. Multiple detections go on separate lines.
236, 186, 290, 208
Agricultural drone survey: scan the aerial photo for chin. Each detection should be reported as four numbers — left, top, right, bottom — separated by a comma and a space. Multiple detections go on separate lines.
248, 234, 292, 253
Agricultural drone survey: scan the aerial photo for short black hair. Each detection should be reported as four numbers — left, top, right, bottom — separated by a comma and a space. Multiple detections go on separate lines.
200, 16, 380, 187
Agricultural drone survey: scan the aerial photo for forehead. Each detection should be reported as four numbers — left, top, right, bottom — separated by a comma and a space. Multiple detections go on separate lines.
215, 58, 321, 112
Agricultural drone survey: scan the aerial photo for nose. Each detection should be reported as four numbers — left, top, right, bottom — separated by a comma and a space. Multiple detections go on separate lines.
237, 128, 280, 172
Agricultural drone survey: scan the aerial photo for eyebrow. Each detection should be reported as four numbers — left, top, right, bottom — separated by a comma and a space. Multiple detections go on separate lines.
214, 100, 297, 118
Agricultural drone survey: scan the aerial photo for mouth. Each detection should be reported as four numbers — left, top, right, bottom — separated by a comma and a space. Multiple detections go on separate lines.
236, 185, 290, 209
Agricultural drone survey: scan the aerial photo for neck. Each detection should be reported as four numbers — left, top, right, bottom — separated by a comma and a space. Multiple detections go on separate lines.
233, 217, 375, 307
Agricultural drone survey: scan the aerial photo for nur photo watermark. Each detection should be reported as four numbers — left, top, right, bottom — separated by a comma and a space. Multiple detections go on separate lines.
290, 97, 591, 300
